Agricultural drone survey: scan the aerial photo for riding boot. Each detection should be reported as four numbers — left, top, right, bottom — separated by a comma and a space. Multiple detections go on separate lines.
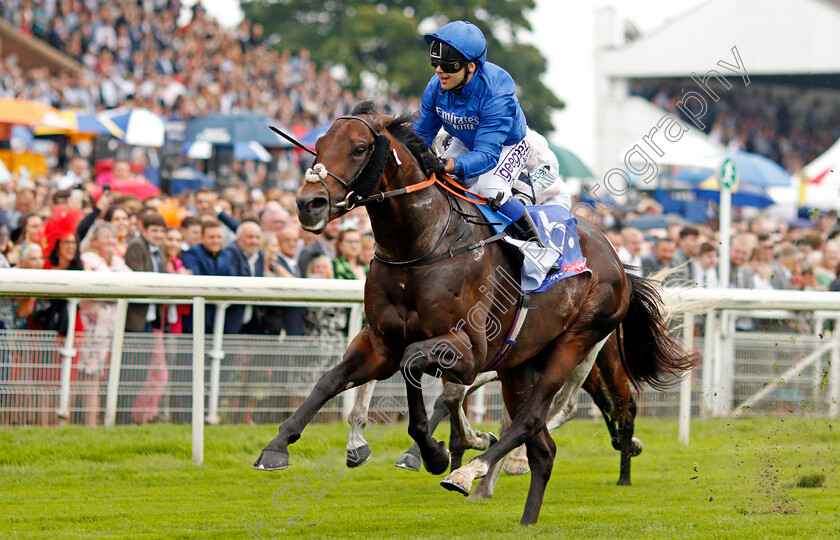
504, 211, 545, 246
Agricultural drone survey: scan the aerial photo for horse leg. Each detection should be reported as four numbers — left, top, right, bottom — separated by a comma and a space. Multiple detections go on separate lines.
443, 381, 497, 453
598, 335, 642, 485
346, 380, 376, 468
470, 406, 512, 500
442, 336, 606, 525
254, 329, 394, 471
520, 427, 556, 526
401, 336, 478, 476
395, 390, 450, 472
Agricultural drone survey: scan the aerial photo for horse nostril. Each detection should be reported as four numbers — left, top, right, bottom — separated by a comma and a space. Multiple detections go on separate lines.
308, 197, 328, 210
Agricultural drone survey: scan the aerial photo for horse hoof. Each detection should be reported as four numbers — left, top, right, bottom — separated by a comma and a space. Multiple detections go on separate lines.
488, 432, 498, 446
503, 456, 531, 476
440, 470, 472, 497
630, 438, 643, 457
346, 444, 371, 468
253, 449, 289, 471
394, 452, 422, 472
423, 441, 451, 476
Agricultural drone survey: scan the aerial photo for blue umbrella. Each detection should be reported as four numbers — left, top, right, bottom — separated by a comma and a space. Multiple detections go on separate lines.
171, 166, 214, 195
233, 141, 272, 162
184, 113, 294, 148
693, 178, 774, 208
300, 122, 331, 146
673, 151, 790, 188
99, 108, 166, 147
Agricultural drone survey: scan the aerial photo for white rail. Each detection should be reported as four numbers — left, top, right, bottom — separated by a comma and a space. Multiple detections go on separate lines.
1, 272, 839, 456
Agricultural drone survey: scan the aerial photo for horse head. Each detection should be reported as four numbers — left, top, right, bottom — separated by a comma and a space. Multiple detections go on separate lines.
296, 101, 404, 233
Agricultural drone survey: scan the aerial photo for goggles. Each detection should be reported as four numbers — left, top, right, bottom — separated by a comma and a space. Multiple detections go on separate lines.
429, 40, 466, 73
431, 58, 465, 73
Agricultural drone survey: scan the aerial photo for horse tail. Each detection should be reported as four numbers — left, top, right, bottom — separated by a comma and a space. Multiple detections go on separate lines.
619, 271, 698, 391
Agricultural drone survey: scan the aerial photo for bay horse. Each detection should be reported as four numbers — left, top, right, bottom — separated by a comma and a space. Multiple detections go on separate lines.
254, 101, 693, 525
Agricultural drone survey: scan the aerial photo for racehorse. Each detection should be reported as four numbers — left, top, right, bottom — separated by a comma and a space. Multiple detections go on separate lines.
391, 330, 643, 488
254, 101, 694, 525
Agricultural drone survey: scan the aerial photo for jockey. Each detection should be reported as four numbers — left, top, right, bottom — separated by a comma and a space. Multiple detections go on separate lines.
415, 20, 568, 246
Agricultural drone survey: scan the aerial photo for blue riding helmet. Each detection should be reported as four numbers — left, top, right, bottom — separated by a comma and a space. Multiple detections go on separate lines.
424, 20, 487, 67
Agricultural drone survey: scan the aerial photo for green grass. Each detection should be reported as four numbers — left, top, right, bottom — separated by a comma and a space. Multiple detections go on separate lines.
1, 417, 839, 539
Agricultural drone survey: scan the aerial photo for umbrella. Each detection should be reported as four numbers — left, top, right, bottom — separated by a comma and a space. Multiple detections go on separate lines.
33, 110, 121, 138
171, 166, 214, 195
99, 108, 166, 147
549, 144, 595, 179
300, 122, 331, 146
694, 177, 774, 208
181, 140, 213, 159
233, 141, 272, 162
183, 113, 294, 149
673, 151, 790, 188
0, 98, 75, 138
109, 178, 161, 200
623, 214, 684, 231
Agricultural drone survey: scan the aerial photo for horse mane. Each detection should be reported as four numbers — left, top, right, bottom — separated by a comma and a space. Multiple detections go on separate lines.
386, 112, 429, 166
349, 100, 429, 167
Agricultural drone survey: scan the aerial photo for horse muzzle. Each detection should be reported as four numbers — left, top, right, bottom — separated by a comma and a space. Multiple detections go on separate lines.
296, 193, 331, 233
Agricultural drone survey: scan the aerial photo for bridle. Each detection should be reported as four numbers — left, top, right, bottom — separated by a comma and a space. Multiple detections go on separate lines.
302, 115, 440, 213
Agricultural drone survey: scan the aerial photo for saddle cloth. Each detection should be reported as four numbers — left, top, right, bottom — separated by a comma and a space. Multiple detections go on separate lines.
476, 203, 591, 292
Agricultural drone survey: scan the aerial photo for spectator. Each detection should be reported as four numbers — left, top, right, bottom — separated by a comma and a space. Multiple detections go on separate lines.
14, 244, 44, 328
298, 219, 339, 277
642, 237, 677, 277
258, 230, 286, 336
180, 219, 234, 334
275, 226, 301, 278
225, 220, 265, 334
180, 215, 202, 251
124, 212, 167, 332
57, 155, 90, 190
77, 222, 131, 426
303, 255, 347, 337
272, 226, 305, 336
122, 211, 167, 424
332, 228, 368, 281
617, 227, 643, 277
160, 226, 191, 423
813, 239, 840, 290
695, 242, 719, 288
729, 233, 757, 289
361, 232, 375, 266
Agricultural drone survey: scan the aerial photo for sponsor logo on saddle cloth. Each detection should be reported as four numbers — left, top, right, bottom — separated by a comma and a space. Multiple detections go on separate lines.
477, 204, 591, 292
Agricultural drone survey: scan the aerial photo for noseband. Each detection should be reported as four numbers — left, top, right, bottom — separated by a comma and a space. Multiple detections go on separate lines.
304, 115, 394, 211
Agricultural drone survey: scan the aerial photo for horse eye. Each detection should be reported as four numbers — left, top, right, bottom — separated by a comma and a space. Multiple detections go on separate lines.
353, 145, 366, 157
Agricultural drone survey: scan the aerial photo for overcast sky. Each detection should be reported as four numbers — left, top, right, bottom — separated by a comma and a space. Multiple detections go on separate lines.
190, 0, 709, 165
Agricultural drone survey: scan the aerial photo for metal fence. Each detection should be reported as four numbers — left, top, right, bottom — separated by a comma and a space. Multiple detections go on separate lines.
2, 326, 835, 428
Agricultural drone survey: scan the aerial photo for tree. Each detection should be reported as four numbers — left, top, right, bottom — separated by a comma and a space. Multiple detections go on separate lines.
241, 0, 564, 133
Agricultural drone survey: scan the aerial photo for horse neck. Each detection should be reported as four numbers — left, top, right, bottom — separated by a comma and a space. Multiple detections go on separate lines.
366, 168, 452, 262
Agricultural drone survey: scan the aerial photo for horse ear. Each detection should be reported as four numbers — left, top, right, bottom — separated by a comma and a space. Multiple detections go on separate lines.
353, 135, 392, 199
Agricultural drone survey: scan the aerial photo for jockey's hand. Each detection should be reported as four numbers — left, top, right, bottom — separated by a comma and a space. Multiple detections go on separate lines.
421, 151, 447, 177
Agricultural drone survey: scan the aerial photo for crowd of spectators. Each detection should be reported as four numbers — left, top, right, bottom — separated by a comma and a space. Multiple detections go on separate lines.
0, 1, 418, 129
634, 82, 840, 173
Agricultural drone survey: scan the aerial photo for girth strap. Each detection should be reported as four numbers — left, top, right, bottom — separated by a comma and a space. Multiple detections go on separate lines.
482, 292, 531, 372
